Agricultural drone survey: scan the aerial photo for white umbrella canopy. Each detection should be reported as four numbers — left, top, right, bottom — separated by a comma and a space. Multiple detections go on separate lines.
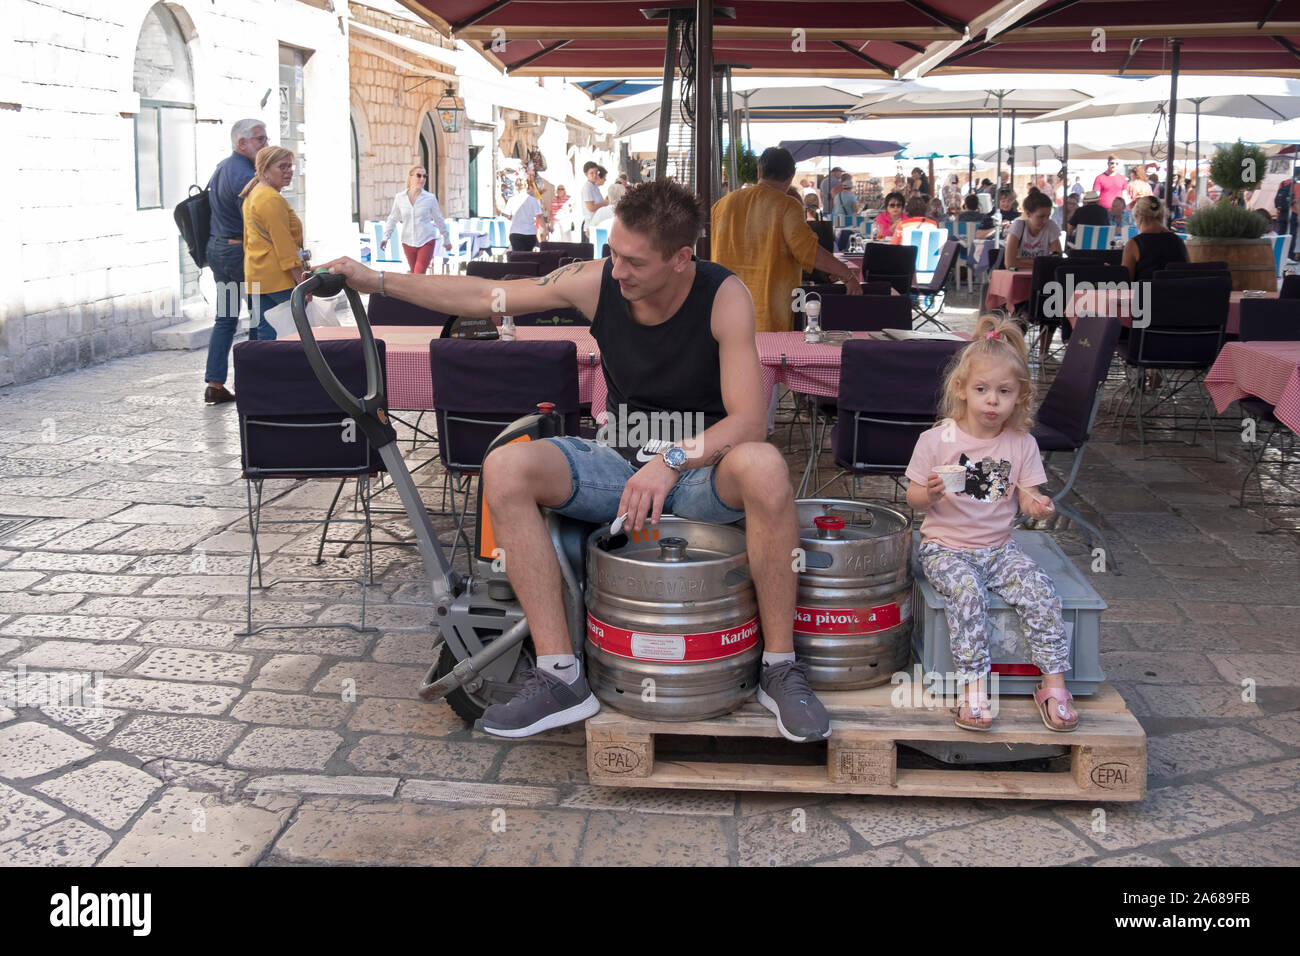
1070, 141, 1205, 162
848, 73, 1134, 118
977, 142, 1073, 165
1028, 76, 1300, 125
602, 77, 892, 138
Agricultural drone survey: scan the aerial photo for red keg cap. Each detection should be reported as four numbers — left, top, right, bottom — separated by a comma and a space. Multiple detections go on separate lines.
814, 516, 845, 531
537, 402, 556, 414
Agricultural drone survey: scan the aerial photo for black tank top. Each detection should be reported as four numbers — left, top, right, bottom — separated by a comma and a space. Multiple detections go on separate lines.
591, 258, 731, 463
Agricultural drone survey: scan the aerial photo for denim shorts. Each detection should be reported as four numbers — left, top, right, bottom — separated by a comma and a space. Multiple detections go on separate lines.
543, 436, 745, 525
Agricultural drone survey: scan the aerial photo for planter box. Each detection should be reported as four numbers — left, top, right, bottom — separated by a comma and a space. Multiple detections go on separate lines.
1186, 236, 1274, 291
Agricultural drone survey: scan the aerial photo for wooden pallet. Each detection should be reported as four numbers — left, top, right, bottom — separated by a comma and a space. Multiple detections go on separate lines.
586, 682, 1146, 802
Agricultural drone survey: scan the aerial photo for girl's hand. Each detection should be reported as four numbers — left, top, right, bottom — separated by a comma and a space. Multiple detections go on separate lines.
925, 473, 946, 504
1019, 486, 1055, 520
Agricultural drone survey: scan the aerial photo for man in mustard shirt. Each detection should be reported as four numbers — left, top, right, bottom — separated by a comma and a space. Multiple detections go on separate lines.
710, 147, 861, 334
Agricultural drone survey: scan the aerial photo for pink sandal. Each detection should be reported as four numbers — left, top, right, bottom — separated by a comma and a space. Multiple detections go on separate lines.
955, 694, 993, 732
1034, 683, 1079, 733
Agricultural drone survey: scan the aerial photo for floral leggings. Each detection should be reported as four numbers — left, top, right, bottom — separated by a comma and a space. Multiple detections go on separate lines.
918, 539, 1070, 684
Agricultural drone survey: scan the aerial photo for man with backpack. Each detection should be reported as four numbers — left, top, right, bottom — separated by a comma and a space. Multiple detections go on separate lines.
203, 118, 267, 405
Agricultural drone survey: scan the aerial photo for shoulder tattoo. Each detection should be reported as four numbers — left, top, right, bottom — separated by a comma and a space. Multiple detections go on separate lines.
535, 260, 588, 287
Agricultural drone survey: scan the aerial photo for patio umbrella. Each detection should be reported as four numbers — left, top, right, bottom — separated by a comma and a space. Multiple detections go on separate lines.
603, 78, 886, 139
848, 73, 1132, 198
1031, 76, 1300, 208
778, 135, 907, 175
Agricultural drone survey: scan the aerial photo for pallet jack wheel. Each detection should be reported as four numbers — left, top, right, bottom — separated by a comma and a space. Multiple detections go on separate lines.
431, 637, 535, 725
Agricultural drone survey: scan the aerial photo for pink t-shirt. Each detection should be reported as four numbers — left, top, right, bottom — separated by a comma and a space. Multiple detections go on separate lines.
1093, 172, 1127, 212
905, 421, 1047, 550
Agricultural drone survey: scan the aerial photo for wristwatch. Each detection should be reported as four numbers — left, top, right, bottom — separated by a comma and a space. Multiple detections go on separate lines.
661, 445, 688, 472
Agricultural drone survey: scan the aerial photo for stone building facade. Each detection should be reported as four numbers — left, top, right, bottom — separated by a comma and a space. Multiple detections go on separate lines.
2, 0, 350, 388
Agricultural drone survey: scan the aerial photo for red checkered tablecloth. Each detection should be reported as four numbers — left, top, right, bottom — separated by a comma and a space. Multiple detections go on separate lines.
984, 269, 1032, 312
295, 327, 919, 416
1205, 340, 1300, 434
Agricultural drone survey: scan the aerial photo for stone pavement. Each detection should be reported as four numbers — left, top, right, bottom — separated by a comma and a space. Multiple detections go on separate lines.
1, 315, 1298, 866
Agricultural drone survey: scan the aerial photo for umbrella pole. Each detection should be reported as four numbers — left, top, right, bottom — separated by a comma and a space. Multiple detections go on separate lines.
1009, 108, 1017, 192
1194, 100, 1201, 210
1166, 40, 1180, 216
655, 9, 681, 181
996, 92, 1004, 195
968, 115, 974, 193
724, 68, 737, 188
695, 0, 713, 258
1062, 120, 1069, 200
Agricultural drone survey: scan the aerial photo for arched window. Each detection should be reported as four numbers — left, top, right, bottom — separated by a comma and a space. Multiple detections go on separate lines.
132, 3, 195, 210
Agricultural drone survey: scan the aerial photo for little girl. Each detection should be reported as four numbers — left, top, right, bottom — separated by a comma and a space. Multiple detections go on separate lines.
904, 315, 1078, 733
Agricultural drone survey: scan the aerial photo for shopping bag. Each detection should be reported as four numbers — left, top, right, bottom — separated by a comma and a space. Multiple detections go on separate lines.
263, 296, 342, 339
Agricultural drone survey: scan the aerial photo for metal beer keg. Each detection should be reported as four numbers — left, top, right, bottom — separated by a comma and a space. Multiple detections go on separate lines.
794, 499, 913, 689
585, 518, 760, 721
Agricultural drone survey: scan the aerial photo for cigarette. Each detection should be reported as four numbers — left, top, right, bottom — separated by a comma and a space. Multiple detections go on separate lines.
610, 511, 630, 535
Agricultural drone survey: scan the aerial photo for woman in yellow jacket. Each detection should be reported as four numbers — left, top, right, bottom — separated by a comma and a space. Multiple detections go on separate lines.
240, 145, 306, 339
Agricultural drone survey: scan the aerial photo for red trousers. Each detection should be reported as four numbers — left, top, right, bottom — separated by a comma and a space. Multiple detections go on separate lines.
403, 241, 436, 274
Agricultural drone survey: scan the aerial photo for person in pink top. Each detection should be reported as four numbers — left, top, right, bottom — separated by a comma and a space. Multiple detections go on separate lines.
904, 315, 1077, 734
1092, 155, 1127, 213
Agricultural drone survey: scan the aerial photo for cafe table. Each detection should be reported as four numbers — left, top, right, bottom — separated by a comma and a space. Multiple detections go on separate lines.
1205, 340, 1300, 434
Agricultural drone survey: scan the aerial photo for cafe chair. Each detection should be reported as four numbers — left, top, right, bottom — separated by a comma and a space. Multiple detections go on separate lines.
1022, 314, 1123, 563
1273, 235, 1292, 277
539, 240, 594, 260
507, 249, 564, 275
233, 339, 388, 636
1071, 225, 1114, 251
467, 260, 540, 279
1114, 275, 1231, 459
817, 338, 964, 503
951, 219, 982, 292
1023, 254, 1067, 358
863, 242, 917, 298
1163, 260, 1228, 273
1279, 274, 1300, 299
910, 239, 961, 332
1236, 298, 1300, 506
818, 293, 912, 334
367, 292, 455, 327
429, 339, 581, 566
1064, 247, 1122, 267
513, 306, 589, 327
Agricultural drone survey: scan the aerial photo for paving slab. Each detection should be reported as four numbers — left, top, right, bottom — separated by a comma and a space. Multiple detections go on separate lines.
101, 786, 291, 866
111, 714, 246, 762
0, 819, 112, 866
269, 800, 586, 866
35, 760, 163, 830
0, 721, 98, 779
1053, 784, 1255, 851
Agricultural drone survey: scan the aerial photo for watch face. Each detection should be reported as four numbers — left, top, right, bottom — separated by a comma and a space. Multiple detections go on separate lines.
665, 446, 688, 468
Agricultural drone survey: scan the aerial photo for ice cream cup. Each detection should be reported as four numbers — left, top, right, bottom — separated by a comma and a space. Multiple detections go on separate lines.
935, 465, 966, 493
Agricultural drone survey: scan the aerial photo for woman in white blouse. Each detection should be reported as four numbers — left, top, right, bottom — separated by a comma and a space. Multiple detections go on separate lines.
381, 166, 451, 274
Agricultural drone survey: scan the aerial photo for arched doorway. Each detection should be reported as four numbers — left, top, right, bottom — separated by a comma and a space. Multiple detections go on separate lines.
132, 3, 195, 209
132, 2, 197, 298
419, 112, 441, 200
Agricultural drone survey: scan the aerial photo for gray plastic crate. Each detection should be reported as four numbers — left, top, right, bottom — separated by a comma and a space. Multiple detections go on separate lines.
910, 531, 1106, 696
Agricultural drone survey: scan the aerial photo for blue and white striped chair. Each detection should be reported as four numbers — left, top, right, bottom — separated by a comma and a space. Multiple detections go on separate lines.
1272, 234, 1292, 276
369, 220, 402, 263
903, 226, 949, 283
488, 218, 510, 258
1072, 224, 1115, 251
591, 222, 612, 258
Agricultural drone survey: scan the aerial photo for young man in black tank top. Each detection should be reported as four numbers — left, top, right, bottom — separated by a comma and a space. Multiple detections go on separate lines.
321, 181, 832, 743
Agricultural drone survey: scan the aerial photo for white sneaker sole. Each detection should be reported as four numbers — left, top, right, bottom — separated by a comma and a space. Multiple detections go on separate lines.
481, 692, 601, 738
757, 688, 832, 743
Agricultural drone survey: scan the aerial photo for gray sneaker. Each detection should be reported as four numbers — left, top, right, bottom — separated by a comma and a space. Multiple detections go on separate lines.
758, 660, 832, 742
480, 662, 600, 738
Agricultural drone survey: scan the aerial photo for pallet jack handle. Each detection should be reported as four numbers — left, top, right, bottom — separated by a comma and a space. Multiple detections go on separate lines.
290, 269, 460, 605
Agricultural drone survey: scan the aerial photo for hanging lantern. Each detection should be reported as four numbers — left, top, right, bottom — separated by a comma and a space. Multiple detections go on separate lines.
435, 87, 462, 134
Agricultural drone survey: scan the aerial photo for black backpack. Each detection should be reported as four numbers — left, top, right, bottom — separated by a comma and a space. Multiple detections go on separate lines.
174, 184, 211, 269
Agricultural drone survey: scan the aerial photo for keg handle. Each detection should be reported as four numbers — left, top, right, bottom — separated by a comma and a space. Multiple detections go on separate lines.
658, 537, 689, 562
820, 502, 874, 527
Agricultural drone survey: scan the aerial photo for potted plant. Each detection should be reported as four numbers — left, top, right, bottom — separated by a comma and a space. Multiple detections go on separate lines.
1185, 141, 1274, 290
